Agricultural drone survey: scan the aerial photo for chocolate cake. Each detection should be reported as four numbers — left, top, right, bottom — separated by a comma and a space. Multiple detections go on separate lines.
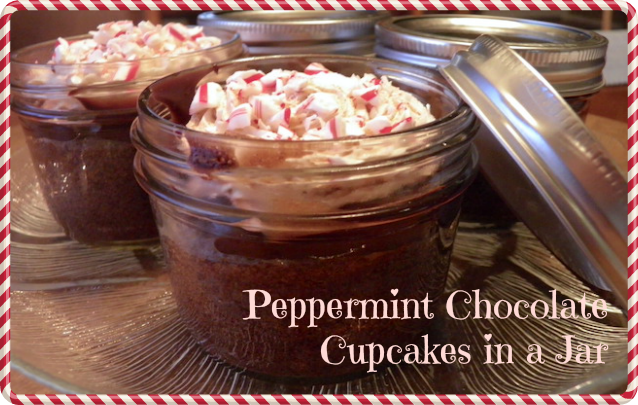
12, 21, 240, 244
132, 56, 479, 381
159, 191, 463, 381
21, 111, 158, 244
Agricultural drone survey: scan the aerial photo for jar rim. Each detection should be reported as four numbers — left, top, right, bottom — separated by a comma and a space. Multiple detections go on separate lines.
376, 15, 608, 53
197, 11, 388, 44
375, 15, 608, 97
136, 54, 476, 166
11, 28, 242, 90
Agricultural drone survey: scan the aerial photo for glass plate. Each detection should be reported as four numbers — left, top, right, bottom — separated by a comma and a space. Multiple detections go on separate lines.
11, 145, 628, 395
11, 147, 164, 290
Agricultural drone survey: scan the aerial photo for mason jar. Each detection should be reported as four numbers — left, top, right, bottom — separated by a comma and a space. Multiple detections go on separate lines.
376, 15, 608, 223
12, 29, 244, 244
375, 15, 608, 119
132, 55, 479, 381
198, 11, 387, 56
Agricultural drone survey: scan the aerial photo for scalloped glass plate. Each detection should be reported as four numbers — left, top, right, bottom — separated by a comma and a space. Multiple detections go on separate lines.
11, 142, 628, 394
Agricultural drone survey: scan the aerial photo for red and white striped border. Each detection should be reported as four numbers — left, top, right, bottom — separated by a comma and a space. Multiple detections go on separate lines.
0, 1, 635, 404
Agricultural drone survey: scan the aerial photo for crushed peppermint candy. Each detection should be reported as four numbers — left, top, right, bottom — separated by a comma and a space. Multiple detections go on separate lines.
50, 20, 222, 66
26, 20, 229, 111
187, 63, 435, 140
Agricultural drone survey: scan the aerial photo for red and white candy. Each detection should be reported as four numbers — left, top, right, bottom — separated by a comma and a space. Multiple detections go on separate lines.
190, 82, 226, 115
227, 103, 253, 131
277, 126, 296, 141
304, 63, 330, 76
50, 20, 222, 66
365, 116, 393, 135
298, 93, 340, 121
187, 63, 434, 142
326, 117, 346, 139
269, 107, 292, 130
253, 96, 282, 123
379, 117, 414, 134
353, 85, 380, 107
112, 61, 140, 82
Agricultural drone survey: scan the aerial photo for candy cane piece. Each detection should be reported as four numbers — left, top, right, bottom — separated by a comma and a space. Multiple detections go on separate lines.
379, 117, 414, 134
227, 103, 253, 131
168, 25, 187, 42
364, 116, 392, 135
113, 61, 140, 82
353, 86, 380, 106
228, 70, 265, 84
269, 107, 291, 129
190, 82, 226, 115
304, 63, 330, 75
277, 126, 295, 140
301, 93, 339, 120
327, 117, 345, 139
254, 97, 282, 123
245, 73, 265, 84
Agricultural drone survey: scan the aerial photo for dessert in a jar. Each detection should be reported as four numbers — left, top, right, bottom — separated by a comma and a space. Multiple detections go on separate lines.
375, 15, 608, 224
132, 55, 478, 381
198, 11, 386, 56
12, 21, 244, 244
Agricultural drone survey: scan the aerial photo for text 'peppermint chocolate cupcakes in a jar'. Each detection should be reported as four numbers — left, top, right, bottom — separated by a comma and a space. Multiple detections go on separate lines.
198, 11, 387, 56
132, 55, 479, 381
12, 20, 244, 245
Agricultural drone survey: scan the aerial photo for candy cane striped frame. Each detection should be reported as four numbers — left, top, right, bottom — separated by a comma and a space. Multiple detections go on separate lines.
0, 1, 634, 403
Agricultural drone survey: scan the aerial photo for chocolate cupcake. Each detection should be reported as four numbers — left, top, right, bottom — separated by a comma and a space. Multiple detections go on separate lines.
12, 20, 244, 244
133, 55, 479, 381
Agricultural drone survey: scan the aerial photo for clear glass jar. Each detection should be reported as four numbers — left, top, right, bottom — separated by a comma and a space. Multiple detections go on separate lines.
132, 55, 478, 381
375, 15, 608, 223
12, 29, 244, 244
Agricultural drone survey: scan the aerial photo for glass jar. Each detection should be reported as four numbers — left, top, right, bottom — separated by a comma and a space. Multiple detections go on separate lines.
375, 15, 608, 223
198, 11, 387, 56
132, 55, 479, 381
375, 15, 608, 116
12, 29, 244, 245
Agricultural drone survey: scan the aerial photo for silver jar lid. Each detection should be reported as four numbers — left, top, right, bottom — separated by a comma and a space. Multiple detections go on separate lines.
440, 35, 626, 307
198, 11, 387, 44
377, 15, 608, 97
248, 40, 375, 56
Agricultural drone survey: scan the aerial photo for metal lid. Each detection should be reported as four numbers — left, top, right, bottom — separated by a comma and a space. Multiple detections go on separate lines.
247, 39, 375, 56
440, 35, 626, 307
198, 11, 387, 44
374, 44, 450, 69
377, 15, 608, 97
